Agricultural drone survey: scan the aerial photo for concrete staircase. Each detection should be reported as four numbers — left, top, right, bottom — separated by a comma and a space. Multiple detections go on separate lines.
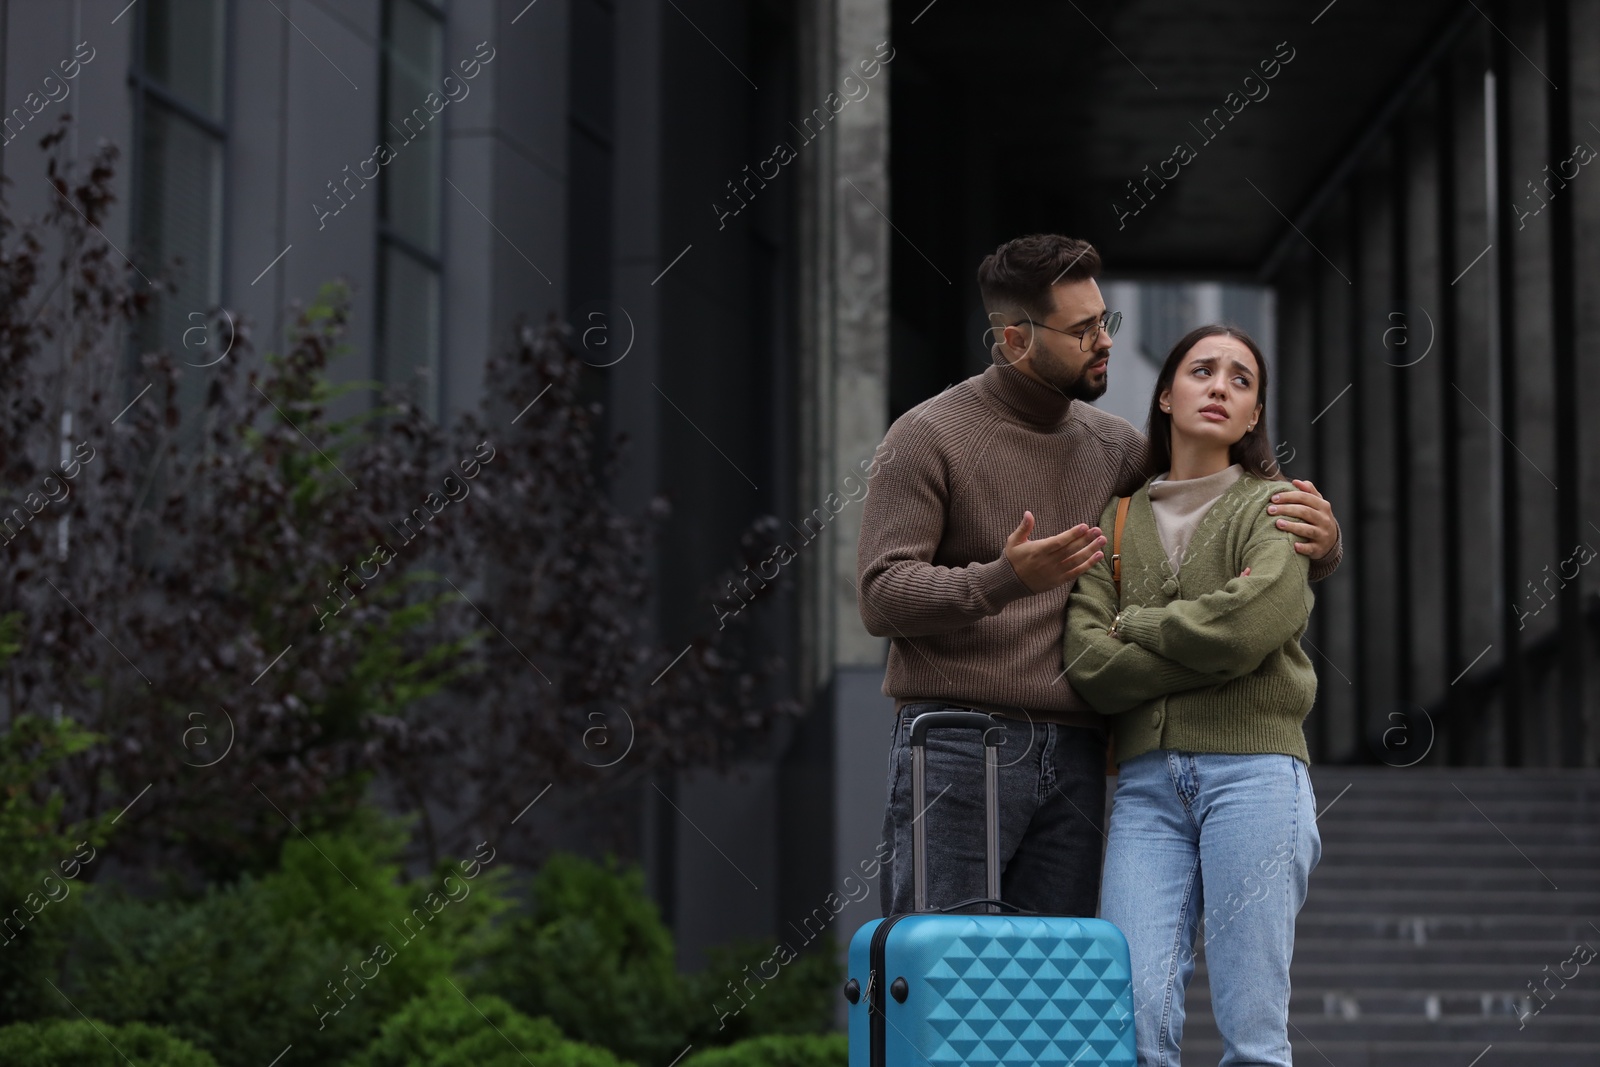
1180, 767, 1600, 1066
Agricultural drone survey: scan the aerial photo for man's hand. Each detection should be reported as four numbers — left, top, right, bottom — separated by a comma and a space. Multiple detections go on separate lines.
1267, 478, 1337, 559
1003, 511, 1105, 593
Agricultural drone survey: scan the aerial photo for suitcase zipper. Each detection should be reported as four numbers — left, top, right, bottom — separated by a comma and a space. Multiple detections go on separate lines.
868, 915, 906, 1067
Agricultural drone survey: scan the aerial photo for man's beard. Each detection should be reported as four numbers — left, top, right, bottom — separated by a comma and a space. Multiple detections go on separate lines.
1037, 350, 1108, 402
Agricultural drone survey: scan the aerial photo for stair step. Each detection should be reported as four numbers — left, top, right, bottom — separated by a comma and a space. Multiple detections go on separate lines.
1317, 801, 1600, 818
1317, 842, 1600, 861
1315, 823, 1600, 844
1191, 962, 1595, 990
1308, 792, 1600, 806
1295, 912, 1600, 940
1301, 889, 1592, 912
1281, 938, 1600, 965
1309, 769, 1600, 783
1182, 1039, 1600, 1067
1183, 986, 1600, 1018
1310, 867, 1600, 890
1179, 1014, 1599, 1041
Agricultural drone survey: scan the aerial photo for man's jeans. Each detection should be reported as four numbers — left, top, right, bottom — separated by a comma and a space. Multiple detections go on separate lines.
1100, 750, 1321, 1067
878, 701, 1109, 917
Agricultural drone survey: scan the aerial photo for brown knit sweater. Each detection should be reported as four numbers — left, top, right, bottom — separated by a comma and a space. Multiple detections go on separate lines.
856, 356, 1341, 727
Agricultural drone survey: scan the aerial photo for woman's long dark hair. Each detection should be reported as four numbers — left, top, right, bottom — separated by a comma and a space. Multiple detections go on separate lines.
1144, 324, 1283, 481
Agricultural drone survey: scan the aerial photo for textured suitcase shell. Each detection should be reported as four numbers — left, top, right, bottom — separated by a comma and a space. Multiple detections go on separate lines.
848, 912, 1136, 1067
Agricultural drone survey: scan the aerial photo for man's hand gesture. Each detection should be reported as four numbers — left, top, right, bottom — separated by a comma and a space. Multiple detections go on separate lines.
1003, 511, 1106, 594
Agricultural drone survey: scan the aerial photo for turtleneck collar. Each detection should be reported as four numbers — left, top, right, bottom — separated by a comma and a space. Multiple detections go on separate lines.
1149, 462, 1245, 496
975, 357, 1075, 431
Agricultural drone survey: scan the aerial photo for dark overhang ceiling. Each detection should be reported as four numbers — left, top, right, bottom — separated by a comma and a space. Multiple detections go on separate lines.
891, 0, 1468, 276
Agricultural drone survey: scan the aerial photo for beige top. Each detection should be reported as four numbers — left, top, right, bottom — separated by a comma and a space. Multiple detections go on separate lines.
1147, 463, 1245, 576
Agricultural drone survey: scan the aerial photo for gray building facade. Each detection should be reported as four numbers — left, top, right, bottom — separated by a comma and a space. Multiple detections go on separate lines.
0, 0, 900, 969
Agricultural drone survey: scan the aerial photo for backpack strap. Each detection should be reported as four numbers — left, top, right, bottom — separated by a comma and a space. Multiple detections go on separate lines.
1110, 496, 1131, 595
1105, 495, 1133, 778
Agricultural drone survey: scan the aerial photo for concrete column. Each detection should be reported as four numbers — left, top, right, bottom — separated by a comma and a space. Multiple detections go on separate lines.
828, 0, 892, 679
1502, 3, 1560, 763
785, 0, 893, 957
1542, 0, 1586, 768
1402, 88, 1449, 711
1446, 28, 1499, 763
1272, 257, 1321, 756
1569, 0, 1600, 767
1314, 193, 1361, 762
1354, 161, 1400, 759
827, 0, 894, 944
1273, 268, 1313, 481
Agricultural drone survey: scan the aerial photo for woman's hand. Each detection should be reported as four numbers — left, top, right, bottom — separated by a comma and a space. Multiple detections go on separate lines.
1267, 479, 1337, 559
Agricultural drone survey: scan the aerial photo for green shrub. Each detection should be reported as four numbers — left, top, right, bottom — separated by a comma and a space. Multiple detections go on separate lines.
684, 936, 842, 1046
477, 854, 842, 1062
0, 1018, 219, 1066
0, 610, 116, 1023
59, 808, 512, 1067
679, 1033, 846, 1067
477, 853, 688, 1065
0, 712, 106, 1024
347, 976, 631, 1067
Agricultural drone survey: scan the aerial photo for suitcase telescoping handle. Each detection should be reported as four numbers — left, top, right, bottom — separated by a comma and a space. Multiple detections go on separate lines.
907, 710, 1004, 913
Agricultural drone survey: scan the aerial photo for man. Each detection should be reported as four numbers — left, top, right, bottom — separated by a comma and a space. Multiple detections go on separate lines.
857, 233, 1341, 917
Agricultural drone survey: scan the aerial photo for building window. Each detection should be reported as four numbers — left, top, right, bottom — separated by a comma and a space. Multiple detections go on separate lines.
378, 0, 445, 417
130, 0, 227, 371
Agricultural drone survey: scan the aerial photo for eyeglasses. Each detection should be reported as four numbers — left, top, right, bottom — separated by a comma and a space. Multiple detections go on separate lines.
1007, 310, 1122, 352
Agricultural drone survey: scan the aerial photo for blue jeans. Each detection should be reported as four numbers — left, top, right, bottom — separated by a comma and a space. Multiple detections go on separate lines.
1100, 750, 1321, 1067
878, 702, 1108, 917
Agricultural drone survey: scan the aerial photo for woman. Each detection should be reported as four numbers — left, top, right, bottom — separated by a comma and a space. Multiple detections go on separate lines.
1064, 325, 1320, 1067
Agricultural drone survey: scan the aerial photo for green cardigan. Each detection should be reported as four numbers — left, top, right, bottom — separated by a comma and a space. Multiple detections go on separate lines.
1063, 472, 1317, 765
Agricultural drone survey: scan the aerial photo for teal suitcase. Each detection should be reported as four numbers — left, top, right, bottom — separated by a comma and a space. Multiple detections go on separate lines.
845, 710, 1136, 1067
